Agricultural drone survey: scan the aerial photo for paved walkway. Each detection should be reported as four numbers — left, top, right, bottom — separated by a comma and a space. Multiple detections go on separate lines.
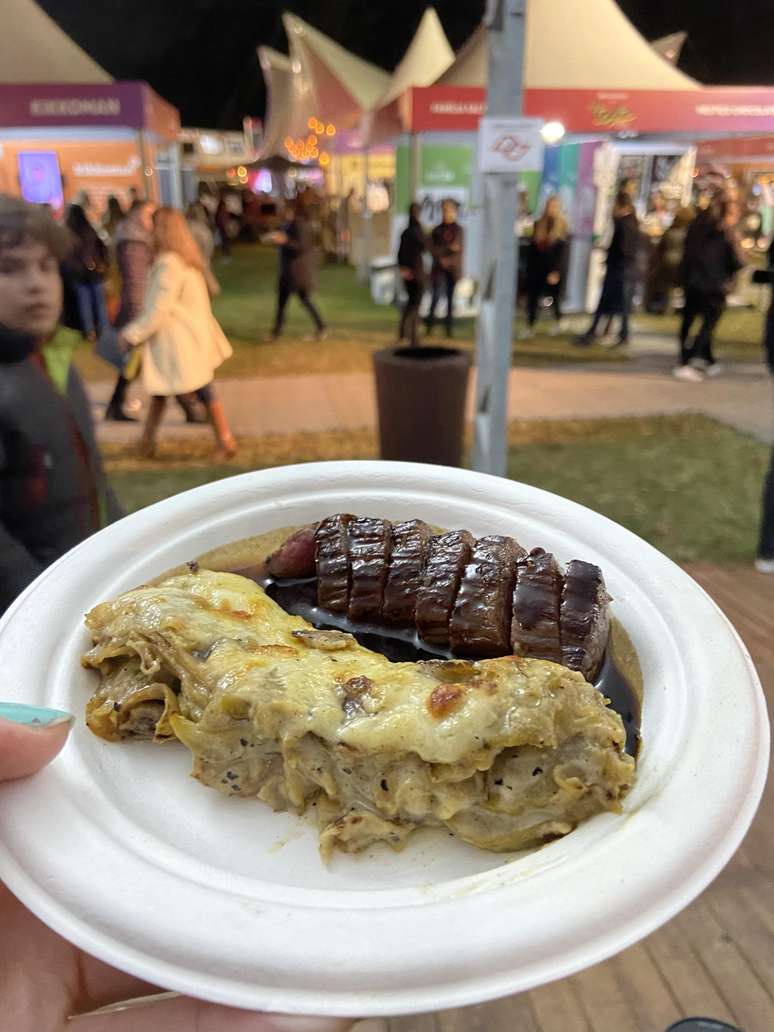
92, 351, 774, 446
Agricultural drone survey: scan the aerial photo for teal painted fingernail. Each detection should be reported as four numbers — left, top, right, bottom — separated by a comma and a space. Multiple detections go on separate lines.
0, 702, 74, 728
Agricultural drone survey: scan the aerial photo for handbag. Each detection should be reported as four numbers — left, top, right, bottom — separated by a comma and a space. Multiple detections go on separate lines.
96, 326, 142, 381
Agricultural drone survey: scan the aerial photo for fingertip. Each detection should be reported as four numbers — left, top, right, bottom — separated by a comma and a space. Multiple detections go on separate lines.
0, 717, 72, 781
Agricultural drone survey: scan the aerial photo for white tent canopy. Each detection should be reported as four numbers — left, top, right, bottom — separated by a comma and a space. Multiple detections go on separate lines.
1, 0, 111, 83
377, 8, 453, 108
283, 13, 390, 129
258, 46, 310, 158
437, 0, 698, 91
651, 31, 688, 67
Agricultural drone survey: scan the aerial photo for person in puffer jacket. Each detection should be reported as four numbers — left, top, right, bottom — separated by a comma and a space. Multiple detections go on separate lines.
0, 194, 122, 614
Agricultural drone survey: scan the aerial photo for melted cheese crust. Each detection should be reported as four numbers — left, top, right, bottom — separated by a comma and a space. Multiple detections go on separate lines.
83, 571, 635, 857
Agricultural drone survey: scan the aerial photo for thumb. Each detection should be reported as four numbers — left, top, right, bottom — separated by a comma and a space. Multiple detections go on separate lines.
0, 703, 73, 781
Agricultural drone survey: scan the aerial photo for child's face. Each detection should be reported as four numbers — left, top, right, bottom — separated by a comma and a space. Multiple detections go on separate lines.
0, 239, 62, 338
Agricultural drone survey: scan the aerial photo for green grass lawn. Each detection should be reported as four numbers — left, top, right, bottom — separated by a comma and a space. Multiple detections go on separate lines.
75, 244, 772, 382
108, 413, 770, 566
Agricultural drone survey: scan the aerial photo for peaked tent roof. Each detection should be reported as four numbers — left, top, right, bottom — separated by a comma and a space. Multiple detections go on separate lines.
258, 46, 311, 158
283, 13, 390, 129
437, 0, 698, 91
1, 0, 111, 83
650, 31, 688, 67
378, 8, 454, 108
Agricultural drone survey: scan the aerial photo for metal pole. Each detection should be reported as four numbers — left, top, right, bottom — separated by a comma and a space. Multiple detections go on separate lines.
358, 147, 371, 284
472, 0, 526, 476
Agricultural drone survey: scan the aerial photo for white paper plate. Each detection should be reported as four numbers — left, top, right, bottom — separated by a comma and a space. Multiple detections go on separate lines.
0, 461, 768, 1017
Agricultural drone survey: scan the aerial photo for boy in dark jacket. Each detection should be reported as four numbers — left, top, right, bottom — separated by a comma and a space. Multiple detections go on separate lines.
268, 202, 326, 341
0, 195, 121, 614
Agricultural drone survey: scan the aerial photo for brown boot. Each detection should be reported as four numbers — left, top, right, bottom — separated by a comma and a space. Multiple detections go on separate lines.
138, 396, 166, 458
206, 398, 237, 459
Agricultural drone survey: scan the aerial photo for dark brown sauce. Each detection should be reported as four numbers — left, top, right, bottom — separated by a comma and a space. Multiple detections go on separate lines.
260, 574, 641, 757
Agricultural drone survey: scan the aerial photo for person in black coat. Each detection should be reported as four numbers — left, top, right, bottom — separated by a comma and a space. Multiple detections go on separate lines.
426, 199, 464, 337
579, 190, 640, 347
62, 195, 109, 341
673, 194, 745, 382
525, 195, 568, 333
0, 196, 121, 614
396, 203, 427, 346
753, 238, 774, 572
268, 202, 326, 341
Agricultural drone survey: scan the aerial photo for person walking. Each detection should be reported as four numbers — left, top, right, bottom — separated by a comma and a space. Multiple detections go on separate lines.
0, 195, 121, 614
524, 195, 568, 335
396, 203, 427, 346
119, 208, 236, 460
753, 238, 774, 573
578, 190, 640, 348
426, 199, 464, 338
267, 201, 326, 341
104, 199, 155, 421
62, 196, 109, 342
673, 194, 745, 382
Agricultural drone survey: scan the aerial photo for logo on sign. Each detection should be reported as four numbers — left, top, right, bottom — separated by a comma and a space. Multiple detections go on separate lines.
589, 102, 635, 130
491, 134, 530, 162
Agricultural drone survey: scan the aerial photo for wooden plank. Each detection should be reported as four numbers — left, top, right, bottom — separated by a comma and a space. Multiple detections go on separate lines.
437, 993, 540, 1032
675, 896, 774, 1032
527, 977, 591, 1032
645, 916, 736, 1024
707, 881, 774, 1007
568, 962, 640, 1032
611, 942, 683, 1032
388, 1015, 438, 1032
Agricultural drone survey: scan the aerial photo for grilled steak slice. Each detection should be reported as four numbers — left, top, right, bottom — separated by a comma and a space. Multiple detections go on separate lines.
382, 519, 432, 625
315, 514, 353, 613
511, 548, 563, 663
416, 530, 474, 647
560, 559, 611, 681
348, 517, 393, 622
450, 535, 524, 657
266, 525, 317, 580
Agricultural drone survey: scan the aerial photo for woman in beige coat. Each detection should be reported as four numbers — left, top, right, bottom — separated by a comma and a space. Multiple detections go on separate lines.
120, 208, 236, 459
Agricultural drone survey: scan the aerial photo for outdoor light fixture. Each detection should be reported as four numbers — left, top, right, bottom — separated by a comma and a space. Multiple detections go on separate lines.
541, 121, 565, 144
325, 123, 336, 136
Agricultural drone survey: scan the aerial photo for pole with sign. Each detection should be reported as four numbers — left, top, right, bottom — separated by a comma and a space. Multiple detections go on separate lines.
472, 0, 535, 477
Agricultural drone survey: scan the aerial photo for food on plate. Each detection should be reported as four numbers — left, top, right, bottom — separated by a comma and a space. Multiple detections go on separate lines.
82, 566, 635, 858
266, 516, 611, 679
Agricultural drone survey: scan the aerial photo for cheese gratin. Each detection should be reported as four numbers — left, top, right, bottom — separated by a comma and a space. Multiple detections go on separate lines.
82, 569, 635, 857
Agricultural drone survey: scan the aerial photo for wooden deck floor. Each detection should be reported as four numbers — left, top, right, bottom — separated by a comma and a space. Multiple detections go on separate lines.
389, 565, 774, 1032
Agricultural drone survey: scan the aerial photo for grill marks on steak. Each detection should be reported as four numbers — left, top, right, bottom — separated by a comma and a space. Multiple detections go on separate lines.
348, 517, 393, 623
301, 517, 610, 678
415, 530, 474, 647
382, 520, 431, 624
560, 560, 611, 681
315, 514, 353, 613
450, 536, 525, 657
511, 548, 563, 664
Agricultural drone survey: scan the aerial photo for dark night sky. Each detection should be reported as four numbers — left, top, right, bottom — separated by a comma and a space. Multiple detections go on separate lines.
39, 1, 774, 129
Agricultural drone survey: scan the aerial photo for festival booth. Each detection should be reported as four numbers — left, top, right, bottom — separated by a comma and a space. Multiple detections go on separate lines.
0, 0, 182, 213
374, 0, 774, 311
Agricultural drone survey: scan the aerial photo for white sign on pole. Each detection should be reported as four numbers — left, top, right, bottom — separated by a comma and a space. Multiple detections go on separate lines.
478, 116, 544, 174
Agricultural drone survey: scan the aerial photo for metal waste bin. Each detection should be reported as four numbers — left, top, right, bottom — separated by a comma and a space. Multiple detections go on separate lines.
372, 346, 471, 467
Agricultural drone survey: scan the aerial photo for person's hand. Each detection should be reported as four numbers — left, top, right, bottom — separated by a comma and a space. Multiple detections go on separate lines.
546, 271, 560, 286
399, 267, 413, 281
0, 702, 360, 1032
116, 332, 133, 354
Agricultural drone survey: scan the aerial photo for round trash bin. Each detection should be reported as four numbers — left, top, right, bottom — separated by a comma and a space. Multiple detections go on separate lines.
372, 345, 471, 467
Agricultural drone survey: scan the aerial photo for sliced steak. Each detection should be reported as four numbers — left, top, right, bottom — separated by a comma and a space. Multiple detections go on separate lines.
266, 525, 317, 580
449, 535, 524, 657
382, 519, 432, 625
415, 530, 474, 647
511, 547, 563, 663
315, 514, 353, 613
347, 517, 393, 622
560, 559, 611, 681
